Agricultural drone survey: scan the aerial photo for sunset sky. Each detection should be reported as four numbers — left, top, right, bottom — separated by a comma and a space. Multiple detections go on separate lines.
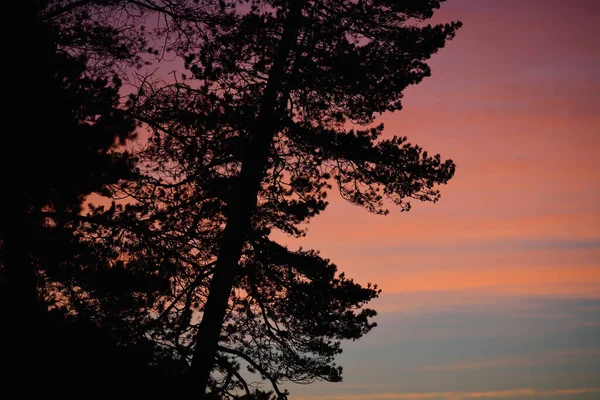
279, 0, 600, 398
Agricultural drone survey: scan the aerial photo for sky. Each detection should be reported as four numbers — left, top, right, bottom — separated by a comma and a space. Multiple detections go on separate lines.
277, 1, 600, 399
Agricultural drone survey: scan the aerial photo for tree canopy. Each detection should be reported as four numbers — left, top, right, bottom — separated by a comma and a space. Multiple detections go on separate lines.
1, 1, 461, 398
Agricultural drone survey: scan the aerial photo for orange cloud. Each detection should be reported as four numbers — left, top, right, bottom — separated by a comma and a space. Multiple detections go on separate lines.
420, 349, 600, 371
370, 265, 600, 295
295, 211, 600, 245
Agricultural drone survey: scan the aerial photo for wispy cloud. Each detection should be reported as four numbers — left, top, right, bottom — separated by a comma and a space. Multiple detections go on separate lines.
419, 348, 600, 371
294, 387, 600, 400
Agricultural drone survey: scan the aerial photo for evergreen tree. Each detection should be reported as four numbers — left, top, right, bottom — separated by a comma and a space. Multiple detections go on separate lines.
1, 1, 462, 397
1, 0, 141, 388
86, 0, 462, 396
170, 0, 462, 395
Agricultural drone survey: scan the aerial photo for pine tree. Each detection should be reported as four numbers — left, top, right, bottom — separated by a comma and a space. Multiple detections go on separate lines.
2, 1, 462, 397
95, 0, 462, 395
170, 1, 462, 394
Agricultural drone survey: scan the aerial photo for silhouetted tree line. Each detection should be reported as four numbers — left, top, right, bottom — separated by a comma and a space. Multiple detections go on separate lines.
1, 1, 461, 398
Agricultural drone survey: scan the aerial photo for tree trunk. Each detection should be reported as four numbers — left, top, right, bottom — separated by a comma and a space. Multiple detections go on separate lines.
188, 0, 306, 395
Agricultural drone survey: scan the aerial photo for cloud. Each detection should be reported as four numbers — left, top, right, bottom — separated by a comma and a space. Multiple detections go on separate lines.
294, 387, 600, 400
346, 265, 600, 297
419, 348, 600, 371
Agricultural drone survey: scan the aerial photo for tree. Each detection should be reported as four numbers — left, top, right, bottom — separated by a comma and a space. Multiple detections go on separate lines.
3, 0, 462, 397
168, 0, 462, 395
1, 0, 139, 320
74, 0, 460, 395
1, 0, 212, 340
0, 0, 147, 386
1, 1, 223, 390
1, 1, 249, 301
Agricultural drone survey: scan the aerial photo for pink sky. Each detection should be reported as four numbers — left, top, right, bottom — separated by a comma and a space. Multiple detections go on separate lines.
285, 1, 600, 397
278, 0, 600, 301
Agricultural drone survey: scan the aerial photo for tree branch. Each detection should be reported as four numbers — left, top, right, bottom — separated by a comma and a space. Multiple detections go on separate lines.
217, 345, 286, 399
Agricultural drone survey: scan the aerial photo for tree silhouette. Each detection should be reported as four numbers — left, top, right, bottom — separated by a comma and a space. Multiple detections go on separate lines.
1, 1, 224, 390
2, 1, 462, 398
1, 0, 140, 312
166, 0, 462, 395
1, 0, 208, 343
1, 0, 143, 386
87, 0, 460, 395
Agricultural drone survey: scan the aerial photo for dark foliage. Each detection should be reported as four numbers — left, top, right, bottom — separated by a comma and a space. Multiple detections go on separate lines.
1, 0, 141, 388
